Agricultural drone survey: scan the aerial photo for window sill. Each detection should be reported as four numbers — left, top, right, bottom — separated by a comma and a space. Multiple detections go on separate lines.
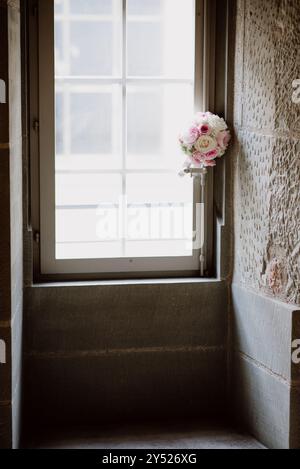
31, 277, 222, 289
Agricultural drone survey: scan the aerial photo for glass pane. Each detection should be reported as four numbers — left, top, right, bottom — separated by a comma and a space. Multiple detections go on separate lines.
54, 0, 63, 14
55, 1, 122, 77
56, 240, 123, 260
55, 84, 122, 170
70, 22, 116, 76
127, 88, 163, 156
127, 0, 162, 15
56, 174, 123, 259
70, 0, 113, 15
70, 92, 112, 154
55, 91, 64, 155
56, 207, 122, 259
126, 83, 194, 170
54, 21, 65, 76
127, 22, 162, 77
127, 0, 195, 78
56, 174, 122, 206
55, 173, 193, 260
125, 174, 194, 257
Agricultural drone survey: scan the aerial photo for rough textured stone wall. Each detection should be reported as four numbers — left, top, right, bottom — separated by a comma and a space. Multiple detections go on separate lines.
233, 0, 300, 305
231, 0, 300, 449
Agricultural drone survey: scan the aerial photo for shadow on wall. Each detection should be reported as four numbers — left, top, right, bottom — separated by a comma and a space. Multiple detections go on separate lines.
0, 340, 6, 364
0, 79, 6, 103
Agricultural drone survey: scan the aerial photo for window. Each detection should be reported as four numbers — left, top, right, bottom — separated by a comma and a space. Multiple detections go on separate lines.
31, 0, 215, 278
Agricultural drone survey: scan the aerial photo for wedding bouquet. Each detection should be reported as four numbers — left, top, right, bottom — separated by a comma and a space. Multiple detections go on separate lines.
179, 112, 231, 170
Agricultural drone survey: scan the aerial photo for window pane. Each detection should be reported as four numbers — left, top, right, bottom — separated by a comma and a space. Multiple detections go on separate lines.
125, 174, 194, 257
55, 1, 122, 77
56, 207, 122, 259
70, 0, 113, 15
127, 88, 163, 156
127, 0, 195, 78
56, 239, 123, 260
127, 0, 162, 15
54, 0, 63, 14
56, 174, 123, 259
55, 91, 64, 155
55, 83, 122, 170
126, 83, 194, 170
56, 174, 122, 206
54, 21, 65, 76
127, 22, 162, 77
55, 173, 194, 260
70, 22, 117, 76
70, 92, 112, 154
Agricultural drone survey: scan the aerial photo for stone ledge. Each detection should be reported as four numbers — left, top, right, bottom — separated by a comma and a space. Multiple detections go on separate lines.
25, 281, 228, 353
233, 351, 291, 449
232, 284, 299, 381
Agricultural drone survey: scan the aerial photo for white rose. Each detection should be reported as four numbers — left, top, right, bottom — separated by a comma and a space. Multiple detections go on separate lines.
194, 135, 218, 154
207, 115, 227, 134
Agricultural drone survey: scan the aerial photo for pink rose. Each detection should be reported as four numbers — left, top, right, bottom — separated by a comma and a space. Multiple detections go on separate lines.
191, 151, 204, 163
199, 124, 211, 135
217, 130, 231, 150
203, 159, 216, 167
204, 149, 219, 160
191, 151, 217, 168
181, 127, 200, 145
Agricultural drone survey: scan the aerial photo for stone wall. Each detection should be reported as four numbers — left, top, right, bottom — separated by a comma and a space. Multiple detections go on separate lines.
0, 0, 23, 449
233, 0, 300, 305
23, 281, 228, 429
232, 0, 300, 449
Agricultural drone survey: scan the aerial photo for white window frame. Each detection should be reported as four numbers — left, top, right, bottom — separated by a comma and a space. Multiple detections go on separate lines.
28, 0, 216, 280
